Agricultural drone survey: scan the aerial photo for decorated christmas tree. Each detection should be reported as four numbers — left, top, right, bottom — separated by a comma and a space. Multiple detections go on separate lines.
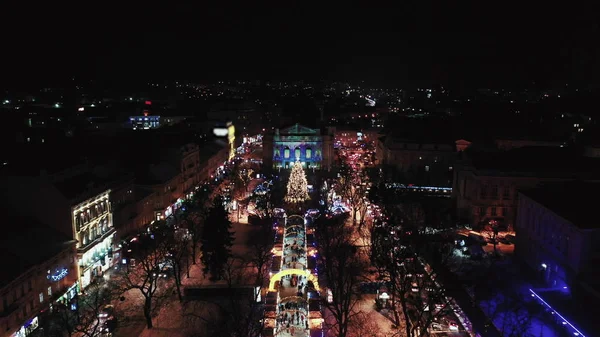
285, 160, 310, 203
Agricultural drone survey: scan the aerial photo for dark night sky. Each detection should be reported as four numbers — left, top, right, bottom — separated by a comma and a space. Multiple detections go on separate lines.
3, 2, 599, 88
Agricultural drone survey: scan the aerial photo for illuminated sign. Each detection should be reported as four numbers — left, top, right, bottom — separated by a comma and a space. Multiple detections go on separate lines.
228, 125, 235, 139
213, 128, 228, 137
48, 268, 68, 282
145, 100, 152, 105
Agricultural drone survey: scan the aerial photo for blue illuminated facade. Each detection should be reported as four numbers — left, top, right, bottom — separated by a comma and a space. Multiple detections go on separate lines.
264, 123, 334, 170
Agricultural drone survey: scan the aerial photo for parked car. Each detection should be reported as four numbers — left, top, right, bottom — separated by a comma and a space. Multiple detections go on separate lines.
98, 305, 114, 320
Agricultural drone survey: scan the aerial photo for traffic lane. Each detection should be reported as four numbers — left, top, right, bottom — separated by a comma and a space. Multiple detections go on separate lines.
370, 210, 479, 335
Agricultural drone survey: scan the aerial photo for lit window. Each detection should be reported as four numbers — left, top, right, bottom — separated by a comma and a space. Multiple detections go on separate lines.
295, 147, 301, 159
284, 147, 290, 159
306, 148, 312, 159
48, 286, 52, 297
39, 293, 44, 303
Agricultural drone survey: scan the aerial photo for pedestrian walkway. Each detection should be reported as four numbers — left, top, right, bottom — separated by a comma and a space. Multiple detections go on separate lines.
264, 212, 321, 337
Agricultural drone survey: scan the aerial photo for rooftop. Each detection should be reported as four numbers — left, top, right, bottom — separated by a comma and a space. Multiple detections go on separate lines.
0, 213, 75, 288
470, 146, 600, 177
53, 171, 115, 200
199, 140, 228, 161
520, 182, 600, 229
135, 186, 155, 202
136, 162, 180, 185
279, 123, 319, 135
382, 135, 456, 149
0, 144, 87, 177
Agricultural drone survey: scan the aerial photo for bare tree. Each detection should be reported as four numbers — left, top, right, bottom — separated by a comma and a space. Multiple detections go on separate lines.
248, 220, 274, 287
182, 300, 231, 337
335, 167, 369, 226
348, 311, 400, 337
248, 185, 273, 220
224, 257, 266, 337
44, 282, 116, 337
315, 214, 366, 337
482, 220, 500, 256
384, 252, 455, 337
180, 200, 207, 265
484, 288, 535, 337
373, 198, 458, 337
114, 229, 171, 329
165, 229, 191, 302
231, 162, 252, 220
200, 196, 235, 280
184, 257, 264, 337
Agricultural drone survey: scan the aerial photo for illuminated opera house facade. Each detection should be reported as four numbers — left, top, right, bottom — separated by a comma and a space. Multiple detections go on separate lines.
263, 124, 334, 170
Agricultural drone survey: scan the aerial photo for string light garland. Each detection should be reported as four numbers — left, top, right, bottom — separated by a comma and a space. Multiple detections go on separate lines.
285, 160, 310, 203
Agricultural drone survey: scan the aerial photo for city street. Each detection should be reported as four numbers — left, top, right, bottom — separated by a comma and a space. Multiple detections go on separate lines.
336, 139, 474, 337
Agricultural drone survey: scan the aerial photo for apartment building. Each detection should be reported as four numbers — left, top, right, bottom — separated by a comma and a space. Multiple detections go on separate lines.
0, 168, 130, 289
0, 214, 77, 337
453, 146, 600, 229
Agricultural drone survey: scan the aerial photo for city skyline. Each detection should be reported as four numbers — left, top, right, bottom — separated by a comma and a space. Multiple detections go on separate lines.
1, 4, 599, 337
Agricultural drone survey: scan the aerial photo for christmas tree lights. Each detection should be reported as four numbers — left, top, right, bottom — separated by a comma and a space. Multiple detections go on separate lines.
285, 160, 310, 203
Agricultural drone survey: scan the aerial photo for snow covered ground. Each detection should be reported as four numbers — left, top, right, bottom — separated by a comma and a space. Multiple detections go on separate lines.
480, 295, 565, 337
113, 219, 261, 337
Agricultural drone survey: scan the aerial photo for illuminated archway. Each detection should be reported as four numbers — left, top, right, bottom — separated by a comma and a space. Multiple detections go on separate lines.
286, 214, 304, 223
285, 224, 305, 231
269, 269, 319, 291
280, 295, 307, 304
284, 229, 305, 237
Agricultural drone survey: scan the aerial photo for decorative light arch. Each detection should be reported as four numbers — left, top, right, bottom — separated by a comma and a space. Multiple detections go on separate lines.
286, 215, 304, 224
280, 295, 307, 304
269, 268, 319, 291
284, 226, 305, 235
284, 232, 304, 239
285, 224, 304, 231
